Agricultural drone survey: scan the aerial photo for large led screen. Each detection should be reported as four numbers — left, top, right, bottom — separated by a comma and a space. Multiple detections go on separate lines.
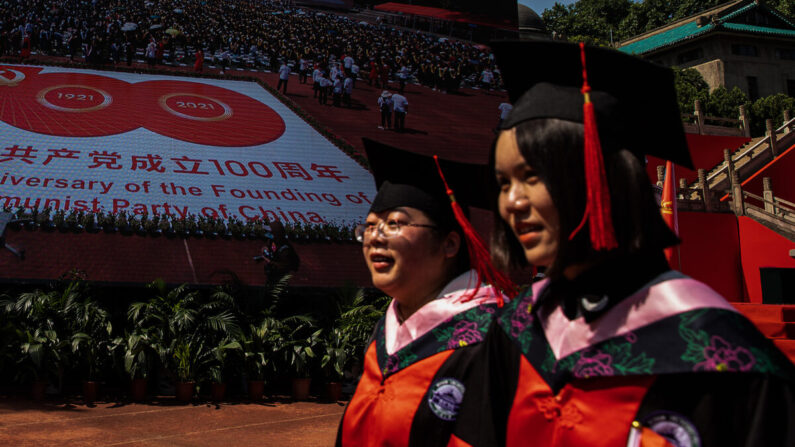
0, 65, 375, 225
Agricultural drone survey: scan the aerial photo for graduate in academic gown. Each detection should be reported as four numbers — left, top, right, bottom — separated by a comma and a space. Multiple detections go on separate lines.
455, 40, 795, 447
336, 139, 516, 447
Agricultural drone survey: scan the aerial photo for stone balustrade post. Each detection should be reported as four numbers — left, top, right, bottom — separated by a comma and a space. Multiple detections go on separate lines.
724, 148, 735, 181
656, 165, 665, 187
739, 105, 751, 138
784, 110, 792, 135
766, 119, 778, 157
763, 177, 775, 214
694, 100, 705, 134
731, 171, 744, 216
698, 169, 712, 212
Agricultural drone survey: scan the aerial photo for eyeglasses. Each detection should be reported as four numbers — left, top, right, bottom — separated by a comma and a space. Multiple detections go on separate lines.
354, 220, 437, 243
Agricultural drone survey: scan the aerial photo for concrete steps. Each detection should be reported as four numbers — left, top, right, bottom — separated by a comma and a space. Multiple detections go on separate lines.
733, 303, 795, 363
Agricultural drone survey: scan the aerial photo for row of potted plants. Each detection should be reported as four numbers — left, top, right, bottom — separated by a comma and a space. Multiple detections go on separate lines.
0, 275, 388, 404
4, 207, 358, 242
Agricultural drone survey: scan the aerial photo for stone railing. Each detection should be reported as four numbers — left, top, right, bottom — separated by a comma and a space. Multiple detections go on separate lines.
654, 170, 795, 241
681, 100, 750, 137
703, 112, 795, 191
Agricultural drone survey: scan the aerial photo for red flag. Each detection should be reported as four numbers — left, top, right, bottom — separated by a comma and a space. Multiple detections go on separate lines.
660, 161, 679, 269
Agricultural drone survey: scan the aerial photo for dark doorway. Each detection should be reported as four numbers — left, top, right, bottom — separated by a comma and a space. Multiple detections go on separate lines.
760, 268, 795, 304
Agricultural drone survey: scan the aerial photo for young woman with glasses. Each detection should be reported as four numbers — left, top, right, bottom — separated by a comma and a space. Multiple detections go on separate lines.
336, 139, 515, 447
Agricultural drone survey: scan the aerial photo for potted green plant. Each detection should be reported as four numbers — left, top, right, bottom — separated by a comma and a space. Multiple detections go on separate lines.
206, 338, 241, 402
113, 331, 156, 401
134, 214, 148, 236
64, 212, 80, 232
144, 215, 161, 236
129, 280, 241, 403
7, 280, 89, 399
81, 212, 99, 233
53, 210, 67, 232
37, 207, 55, 231
198, 216, 215, 238
284, 326, 322, 401
160, 216, 174, 237
100, 212, 117, 233
20, 328, 68, 400
227, 216, 245, 240
117, 212, 133, 235
320, 327, 348, 401
70, 298, 113, 404
240, 317, 284, 401
186, 215, 203, 237
173, 341, 197, 402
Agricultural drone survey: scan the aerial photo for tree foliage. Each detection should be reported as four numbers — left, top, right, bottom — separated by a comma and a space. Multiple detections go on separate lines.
673, 67, 710, 114
749, 94, 795, 136
705, 86, 750, 119
765, 0, 795, 19
541, 0, 791, 43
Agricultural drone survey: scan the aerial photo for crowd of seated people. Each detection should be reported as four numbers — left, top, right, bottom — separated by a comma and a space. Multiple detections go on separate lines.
0, 0, 503, 91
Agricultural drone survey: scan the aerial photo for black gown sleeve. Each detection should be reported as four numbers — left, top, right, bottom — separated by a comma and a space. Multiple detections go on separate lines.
451, 321, 521, 447
636, 372, 795, 447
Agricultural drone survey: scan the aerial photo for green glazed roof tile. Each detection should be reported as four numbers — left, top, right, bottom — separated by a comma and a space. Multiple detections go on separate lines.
619, 22, 714, 55
619, 2, 795, 56
721, 22, 795, 37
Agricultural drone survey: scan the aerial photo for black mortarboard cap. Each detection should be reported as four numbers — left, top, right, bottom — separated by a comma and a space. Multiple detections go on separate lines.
363, 138, 488, 228
493, 40, 693, 169
362, 138, 518, 301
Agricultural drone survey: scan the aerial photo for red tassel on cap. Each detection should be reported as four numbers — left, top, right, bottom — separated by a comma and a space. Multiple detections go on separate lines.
568, 42, 618, 251
433, 155, 517, 306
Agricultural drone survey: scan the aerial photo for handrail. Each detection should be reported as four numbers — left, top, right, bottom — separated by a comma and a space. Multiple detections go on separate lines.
742, 190, 795, 215
775, 116, 795, 134
705, 116, 742, 125
706, 137, 768, 182
706, 117, 795, 183
775, 195, 795, 210
745, 203, 784, 222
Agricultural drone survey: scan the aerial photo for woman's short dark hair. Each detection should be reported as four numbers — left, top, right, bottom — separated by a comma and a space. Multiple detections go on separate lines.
490, 118, 679, 278
433, 214, 472, 277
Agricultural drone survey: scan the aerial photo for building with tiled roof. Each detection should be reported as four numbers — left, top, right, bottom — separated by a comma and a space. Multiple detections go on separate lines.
619, 0, 795, 100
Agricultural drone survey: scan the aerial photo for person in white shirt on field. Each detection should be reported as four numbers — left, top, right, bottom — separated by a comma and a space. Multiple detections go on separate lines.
377, 90, 393, 130
397, 64, 410, 94
391, 92, 408, 132
298, 57, 309, 84
277, 61, 291, 94
312, 64, 323, 98
333, 76, 343, 107
351, 63, 360, 88
343, 75, 354, 107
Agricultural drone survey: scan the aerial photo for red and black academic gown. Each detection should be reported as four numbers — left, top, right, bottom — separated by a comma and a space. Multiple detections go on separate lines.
337, 271, 507, 447
456, 254, 795, 447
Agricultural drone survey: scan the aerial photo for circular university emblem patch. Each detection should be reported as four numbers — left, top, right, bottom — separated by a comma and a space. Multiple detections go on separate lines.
643, 411, 701, 447
427, 378, 466, 421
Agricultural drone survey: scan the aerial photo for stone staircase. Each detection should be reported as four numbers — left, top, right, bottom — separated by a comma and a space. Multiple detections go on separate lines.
665, 113, 795, 241
704, 115, 795, 192
733, 303, 795, 364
